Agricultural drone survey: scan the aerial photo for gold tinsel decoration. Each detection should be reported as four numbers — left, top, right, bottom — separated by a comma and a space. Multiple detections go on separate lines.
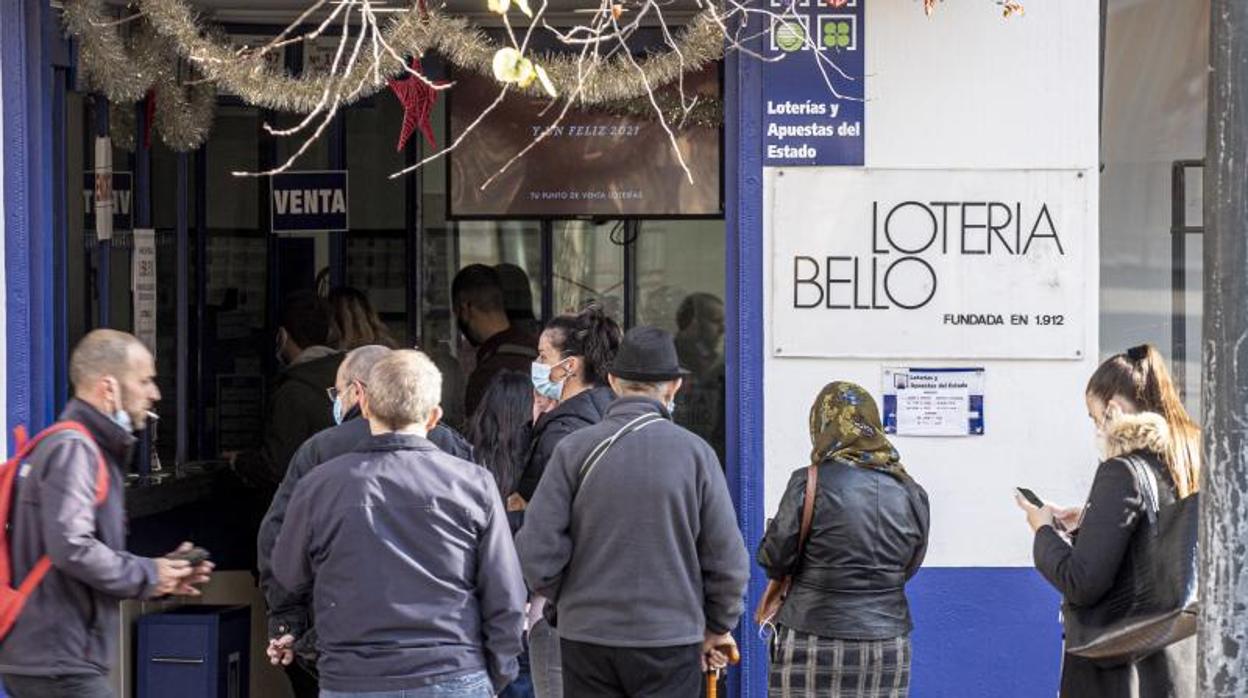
65, 0, 725, 112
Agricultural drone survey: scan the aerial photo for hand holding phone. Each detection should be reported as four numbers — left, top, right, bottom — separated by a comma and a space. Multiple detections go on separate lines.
166, 546, 211, 567
1016, 487, 1045, 508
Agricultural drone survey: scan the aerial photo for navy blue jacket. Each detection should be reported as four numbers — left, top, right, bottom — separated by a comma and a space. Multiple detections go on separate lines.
258, 407, 472, 638
271, 432, 525, 693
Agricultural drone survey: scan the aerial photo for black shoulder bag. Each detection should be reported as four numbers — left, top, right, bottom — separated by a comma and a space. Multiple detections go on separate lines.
543, 412, 666, 628
1063, 455, 1199, 664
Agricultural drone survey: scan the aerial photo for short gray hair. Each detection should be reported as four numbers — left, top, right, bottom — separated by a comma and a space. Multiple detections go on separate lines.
340, 345, 392, 385
70, 329, 146, 391
613, 378, 675, 398
365, 350, 442, 429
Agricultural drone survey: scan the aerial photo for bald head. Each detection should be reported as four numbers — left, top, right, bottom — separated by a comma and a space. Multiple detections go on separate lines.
70, 329, 161, 430
71, 330, 147, 392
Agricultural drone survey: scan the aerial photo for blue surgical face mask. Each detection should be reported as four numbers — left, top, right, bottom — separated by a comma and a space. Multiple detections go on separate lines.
666, 400, 677, 416
111, 408, 134, 433
531, 360, 567, 402
332, 395, 345, 425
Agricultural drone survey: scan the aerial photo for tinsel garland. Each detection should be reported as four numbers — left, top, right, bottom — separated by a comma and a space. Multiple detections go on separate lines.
591, 95, 723, 129
69, 1, 216, 151
66, 0, 725, 113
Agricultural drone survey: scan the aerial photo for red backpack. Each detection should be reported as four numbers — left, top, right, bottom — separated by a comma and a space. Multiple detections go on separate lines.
0, 422, 108, 640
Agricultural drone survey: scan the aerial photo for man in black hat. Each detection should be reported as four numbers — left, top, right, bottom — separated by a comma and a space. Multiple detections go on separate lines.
516, 326, 749, 698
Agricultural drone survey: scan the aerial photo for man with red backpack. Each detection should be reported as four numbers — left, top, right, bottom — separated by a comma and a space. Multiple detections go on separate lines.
0, 329, 213, 697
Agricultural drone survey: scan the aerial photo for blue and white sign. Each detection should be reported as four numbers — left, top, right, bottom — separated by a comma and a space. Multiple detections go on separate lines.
82, 172, 133, 232
761, 0, 865, 166
882, 367, 985, 437
271, 171, 349, 233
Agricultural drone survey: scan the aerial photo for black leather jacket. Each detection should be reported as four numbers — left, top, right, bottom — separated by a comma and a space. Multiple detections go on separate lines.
758, 459, 930, 640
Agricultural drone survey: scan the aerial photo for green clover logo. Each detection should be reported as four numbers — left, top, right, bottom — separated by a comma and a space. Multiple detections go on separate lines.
822, 20, 852, 49
775, 21, 806, 52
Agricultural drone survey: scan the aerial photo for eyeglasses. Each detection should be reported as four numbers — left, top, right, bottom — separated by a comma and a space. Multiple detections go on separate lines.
326, 380, 366, 403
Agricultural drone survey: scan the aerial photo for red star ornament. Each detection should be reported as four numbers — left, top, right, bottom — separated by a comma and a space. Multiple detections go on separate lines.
389, 58, 445, 152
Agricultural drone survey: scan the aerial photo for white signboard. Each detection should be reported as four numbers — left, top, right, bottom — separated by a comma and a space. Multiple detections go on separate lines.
131, 228, 157, 352
93, 137, 113, 241
883, 367, 985, 437
770, 169, 1089, 359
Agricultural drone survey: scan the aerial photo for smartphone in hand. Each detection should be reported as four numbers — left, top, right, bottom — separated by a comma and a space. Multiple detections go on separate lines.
1016, 487, 1045, 508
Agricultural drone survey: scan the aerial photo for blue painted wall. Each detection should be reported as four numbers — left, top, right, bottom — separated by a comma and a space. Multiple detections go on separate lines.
909, 568, 1063, 697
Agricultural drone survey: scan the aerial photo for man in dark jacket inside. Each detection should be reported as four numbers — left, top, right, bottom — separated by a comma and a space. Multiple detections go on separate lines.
516, 326, 750, 698
270, 349, 526, 696
234, 290, 344, 492
0, 330, 213, 698
453, 264, 537, 421
258, 344, 473, 697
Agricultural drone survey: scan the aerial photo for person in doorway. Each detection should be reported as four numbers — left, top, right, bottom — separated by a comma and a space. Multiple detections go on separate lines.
512, 305, 621, 698
0, 330, 213, 698
1016, 344, 1199, 698
259, 344, 472, 698
327, 286, 398, 350
495, 263, 542, 338
270, 350, 526, 697
467, 371, 538, 697
758, 381, 930, 698
673, 293, 727, 459
674, 293, 725, 380
233, 290, 344, 492
516, 326, 750, 698
453, 264, 538, 420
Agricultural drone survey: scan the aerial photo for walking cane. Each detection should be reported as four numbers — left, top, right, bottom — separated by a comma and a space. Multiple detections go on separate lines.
705, 643, 741, 698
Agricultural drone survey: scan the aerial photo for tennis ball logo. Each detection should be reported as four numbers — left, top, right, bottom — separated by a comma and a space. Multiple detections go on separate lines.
775, 21, 806, 52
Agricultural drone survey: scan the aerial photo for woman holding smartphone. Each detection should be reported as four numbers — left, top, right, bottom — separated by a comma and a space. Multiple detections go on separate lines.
1015, 344, 1200, 697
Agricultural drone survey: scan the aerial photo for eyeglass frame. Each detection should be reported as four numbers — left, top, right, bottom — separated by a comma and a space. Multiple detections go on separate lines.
326, 379, 367, 404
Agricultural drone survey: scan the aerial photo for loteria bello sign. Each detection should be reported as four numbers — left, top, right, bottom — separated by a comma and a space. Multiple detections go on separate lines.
770, 169, 1090, 359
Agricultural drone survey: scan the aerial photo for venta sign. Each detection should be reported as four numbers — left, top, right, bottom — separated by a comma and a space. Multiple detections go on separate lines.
770, 169, 1089, 359
271, 171, 349, 233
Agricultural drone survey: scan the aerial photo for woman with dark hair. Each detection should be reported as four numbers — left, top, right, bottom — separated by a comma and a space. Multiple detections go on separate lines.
467, 370, 536, 698
468, 371, 535, 507
514, 304, 621, 698
327, 286, 398, 350
515, 304, 622, 502
759, 382, 930, 697
1017, 344, 1199, 697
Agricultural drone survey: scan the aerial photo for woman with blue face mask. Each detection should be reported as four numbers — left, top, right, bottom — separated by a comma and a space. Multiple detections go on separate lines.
513, 303, 621, 698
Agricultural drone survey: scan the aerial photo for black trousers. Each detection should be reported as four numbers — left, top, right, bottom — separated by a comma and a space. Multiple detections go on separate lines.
560, 639, 702, 698
285, 660, 320, 698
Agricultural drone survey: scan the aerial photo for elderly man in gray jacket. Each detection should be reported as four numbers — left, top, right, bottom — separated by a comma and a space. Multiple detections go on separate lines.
270, 349, 526, 697
0, 330, 212, 698
516, 326, 750, 698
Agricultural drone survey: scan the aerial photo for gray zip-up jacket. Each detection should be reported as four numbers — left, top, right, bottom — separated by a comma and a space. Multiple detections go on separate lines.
271, 432, 525, 693
0, 399, 159, 677
516, 397, 749, 648
257, 406, 473, 639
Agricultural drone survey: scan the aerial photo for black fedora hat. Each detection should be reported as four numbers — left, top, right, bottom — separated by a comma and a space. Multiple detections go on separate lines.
610, 326, 690, 382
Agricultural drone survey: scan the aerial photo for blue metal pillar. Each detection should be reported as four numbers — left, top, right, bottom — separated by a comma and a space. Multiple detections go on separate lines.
724, 31, 767, 698
176, 153, 189, 467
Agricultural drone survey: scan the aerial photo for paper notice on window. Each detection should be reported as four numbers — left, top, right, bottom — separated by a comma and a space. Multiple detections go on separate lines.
882, 368, 985, 437
132, 228, 157, 352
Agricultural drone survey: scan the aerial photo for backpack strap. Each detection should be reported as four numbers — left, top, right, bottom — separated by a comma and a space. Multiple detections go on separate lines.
572, 413, 666, 499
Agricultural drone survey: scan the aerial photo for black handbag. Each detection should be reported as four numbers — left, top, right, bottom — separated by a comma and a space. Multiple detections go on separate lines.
1062, 455, 1199, 664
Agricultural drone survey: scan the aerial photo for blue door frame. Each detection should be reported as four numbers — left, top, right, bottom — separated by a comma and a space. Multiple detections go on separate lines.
724, 36, 768, 698
2, 0, 63, 441
3, 3, 771, 693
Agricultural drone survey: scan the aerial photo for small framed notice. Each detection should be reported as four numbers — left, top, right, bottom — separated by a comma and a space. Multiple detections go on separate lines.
882, 368, 985, 437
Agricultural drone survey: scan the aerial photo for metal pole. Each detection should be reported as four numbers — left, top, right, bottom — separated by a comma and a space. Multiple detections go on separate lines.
1201, 1, 1248, 693
176, 153, 189, 467
94, 96, 110, 327
329, 115, 347, 290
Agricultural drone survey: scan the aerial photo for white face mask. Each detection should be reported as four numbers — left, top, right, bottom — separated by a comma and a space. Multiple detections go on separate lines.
531, 359, 569, 402
109, 380, 134, 433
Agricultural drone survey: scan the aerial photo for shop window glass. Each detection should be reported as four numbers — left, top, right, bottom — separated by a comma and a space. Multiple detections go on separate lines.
553, 220, 625, 325
1101, 0, 1205, 418
636, 220, 727, 462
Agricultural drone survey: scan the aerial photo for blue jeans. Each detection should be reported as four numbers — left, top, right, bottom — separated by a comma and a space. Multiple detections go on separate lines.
320, 671, 492, 698
499, 643, 534, 698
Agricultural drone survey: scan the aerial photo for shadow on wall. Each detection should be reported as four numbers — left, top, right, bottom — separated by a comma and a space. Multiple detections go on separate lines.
909, 567, 1063, 697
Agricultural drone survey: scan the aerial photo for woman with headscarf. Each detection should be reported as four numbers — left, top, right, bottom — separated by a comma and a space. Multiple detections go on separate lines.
758, 382, 931, 698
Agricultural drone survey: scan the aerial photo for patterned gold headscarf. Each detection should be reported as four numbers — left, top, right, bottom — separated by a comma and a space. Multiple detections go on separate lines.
809, 382, 908, 480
